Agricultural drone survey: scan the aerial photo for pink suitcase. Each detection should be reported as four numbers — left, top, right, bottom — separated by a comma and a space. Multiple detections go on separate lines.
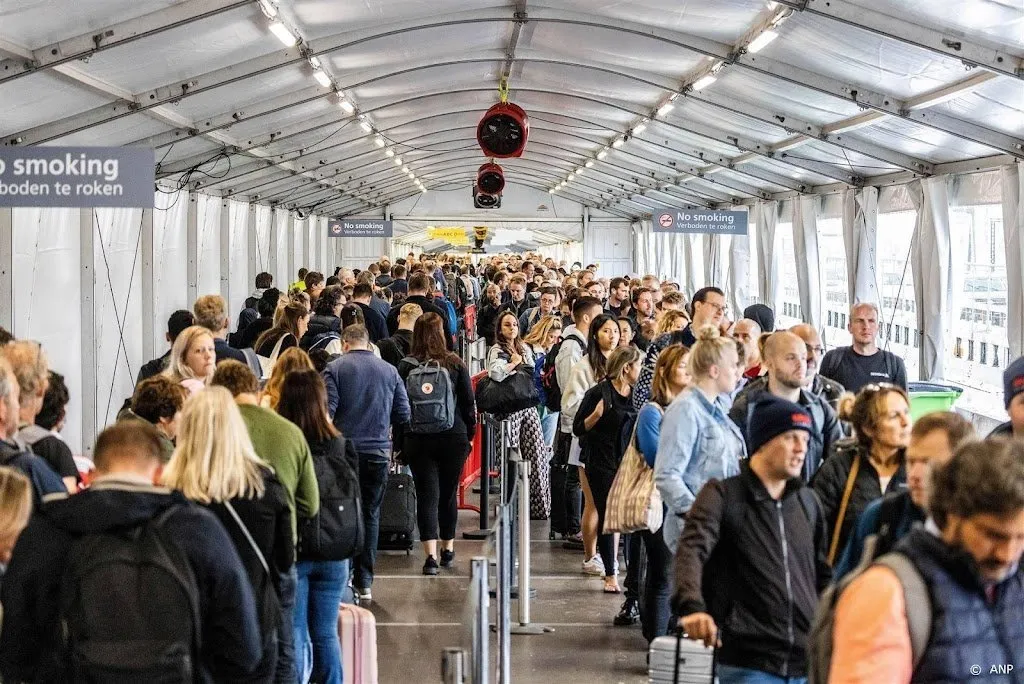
337, 603, 378, 684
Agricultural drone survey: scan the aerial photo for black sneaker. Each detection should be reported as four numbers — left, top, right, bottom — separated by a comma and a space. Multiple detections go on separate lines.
613, 597, 640, 626
439, 549, 455, 568
423, 555, 440, 576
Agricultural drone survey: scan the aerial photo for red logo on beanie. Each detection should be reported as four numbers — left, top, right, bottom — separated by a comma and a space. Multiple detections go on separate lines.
791, 413, 812, 426
1014, 376, 1024, 390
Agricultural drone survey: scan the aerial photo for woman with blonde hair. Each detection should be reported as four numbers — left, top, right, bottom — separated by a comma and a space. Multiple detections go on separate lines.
654, 326, 745, 555
524, 315, 564, 446
655, 310, 689, 336
163, 325, 216, 395
260, 347, 315, 409
0, 466, 32, 568
162, 386, 293, 682
812, 383, 911, 563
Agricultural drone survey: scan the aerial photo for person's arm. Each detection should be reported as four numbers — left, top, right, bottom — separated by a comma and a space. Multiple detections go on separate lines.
829, 567, 913, 684
892, 353, 908, 391
573, 386, 602, 437
654, 400, 700, 516
272, 481, 296, 575
560, 361, 589, 426
635, 404, 662, 468
391, 371, 411, 426
671, 482, 725, 636
486, 345, 520, 382
455, 364, 477, 439
183, 511, 265, 682
323, 365, 340, 417
294, 438, 320, 518
728, 392, 748, 430
811, 454, 843, 549
821, 402, 843, 466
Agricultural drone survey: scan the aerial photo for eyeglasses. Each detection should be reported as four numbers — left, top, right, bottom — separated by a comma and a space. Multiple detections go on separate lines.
860, 382, 901, 395
805, 344, 824, 355
702, 302, 728, 315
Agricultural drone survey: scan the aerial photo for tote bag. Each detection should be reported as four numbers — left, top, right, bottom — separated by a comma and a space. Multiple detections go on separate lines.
603, 403, 664, 534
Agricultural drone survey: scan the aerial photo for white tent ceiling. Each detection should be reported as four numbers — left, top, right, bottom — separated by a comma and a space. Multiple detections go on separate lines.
1, 0, 1021, 221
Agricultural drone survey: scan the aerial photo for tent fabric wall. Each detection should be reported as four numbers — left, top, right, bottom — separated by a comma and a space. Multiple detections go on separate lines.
93, 208, 144, 433
792, 195, 823, 331
1002, 163, 1024, 359
910, 177, 953, 381
153, 189, 188, 356
842, 187, 881, 306
11, 208, 83, 454
228, 200, 250, 320
274, 209, 290, 289
703, 234, 723, 288
254, 205, 273, 278
755, 201, 780, 311
728, 231, 752, 319
195, 194, 221, 300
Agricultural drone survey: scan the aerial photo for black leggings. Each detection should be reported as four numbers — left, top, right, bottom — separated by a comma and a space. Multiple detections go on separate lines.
586, 465, 618, 578
405, 432, 470, 541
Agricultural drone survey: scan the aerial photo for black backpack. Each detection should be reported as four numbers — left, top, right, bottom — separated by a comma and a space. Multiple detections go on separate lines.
59, 505, 201, 683
540, 335, 584, 412
298, 437, 364, 561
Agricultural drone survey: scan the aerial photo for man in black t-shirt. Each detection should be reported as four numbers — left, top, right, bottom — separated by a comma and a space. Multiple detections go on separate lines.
819, 302, 907, 394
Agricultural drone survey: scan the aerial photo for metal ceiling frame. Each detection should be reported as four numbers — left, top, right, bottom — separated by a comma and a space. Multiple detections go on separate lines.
4, 6, 1019, 160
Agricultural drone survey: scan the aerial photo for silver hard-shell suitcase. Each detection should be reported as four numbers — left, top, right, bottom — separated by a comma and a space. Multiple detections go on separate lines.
648, 633, 716, 683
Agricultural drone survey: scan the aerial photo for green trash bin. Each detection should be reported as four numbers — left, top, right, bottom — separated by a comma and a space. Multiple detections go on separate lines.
907, 381, 963, 421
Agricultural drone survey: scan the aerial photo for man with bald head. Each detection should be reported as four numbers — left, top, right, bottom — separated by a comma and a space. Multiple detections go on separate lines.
789, 323, 846, 414
730, 331, 842, 482
732, 319, 763, 380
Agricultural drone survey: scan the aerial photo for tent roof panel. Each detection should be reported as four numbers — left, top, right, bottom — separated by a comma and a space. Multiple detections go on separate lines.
0, 0, 179, 49
862, 117, 1002, 162
848, 0, 1024, 53
0, 73, 114, 138
936, 77, 1024, 138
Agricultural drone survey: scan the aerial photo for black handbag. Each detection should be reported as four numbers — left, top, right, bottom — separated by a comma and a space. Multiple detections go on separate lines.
475, 364, 540, 415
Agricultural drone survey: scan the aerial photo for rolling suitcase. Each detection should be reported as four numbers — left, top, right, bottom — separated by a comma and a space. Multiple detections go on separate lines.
338, 603, 378, 684
376, 472, 417, 552
648, 632, 716, 683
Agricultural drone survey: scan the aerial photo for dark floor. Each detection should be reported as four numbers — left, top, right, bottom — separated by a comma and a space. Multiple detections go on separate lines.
368, 508, 650, 683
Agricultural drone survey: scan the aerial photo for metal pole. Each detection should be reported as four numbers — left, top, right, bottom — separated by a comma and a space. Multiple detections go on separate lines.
510, 459, 553, 635
441, 648, 465, 684
464, 418, 491, 539
496, 499, 511, 683
470, 557, 489, 684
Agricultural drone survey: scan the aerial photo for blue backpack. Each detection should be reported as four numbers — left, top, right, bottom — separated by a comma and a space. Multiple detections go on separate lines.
533, 351, 548, 406
439, 298, 458, 336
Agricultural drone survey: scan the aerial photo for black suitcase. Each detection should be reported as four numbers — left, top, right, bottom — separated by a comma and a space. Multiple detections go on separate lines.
377, 473, 417, 552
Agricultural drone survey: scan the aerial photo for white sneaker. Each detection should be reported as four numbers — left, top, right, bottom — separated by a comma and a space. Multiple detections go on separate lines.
356, 587, 372, 602
582, 555, 605, 576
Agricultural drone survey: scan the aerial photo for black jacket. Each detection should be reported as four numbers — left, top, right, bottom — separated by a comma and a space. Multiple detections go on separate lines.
204, 470, 292, 682
136, 351, 170, 384
729, 378, 843, 482
499, 298, 530, 321
808, 373, 846, 415
0, 480, 263, 683
0, 438, 66, 506
476, 303, 503, 347
386, 295, 446, 336
387, 278, 408, 296
573, 380, 635, 473
810, 440, 907, 559
300, 314, 341, 350
215, 337, 247, 364
378, 329, 413, 368
989, 421, 1014, 438
672, 465, 831, 678
355, 302, 389, 343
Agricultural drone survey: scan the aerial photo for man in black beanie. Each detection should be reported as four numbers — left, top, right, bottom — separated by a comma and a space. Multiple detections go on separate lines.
743, 303, 775, 334
672, 395, 831, 683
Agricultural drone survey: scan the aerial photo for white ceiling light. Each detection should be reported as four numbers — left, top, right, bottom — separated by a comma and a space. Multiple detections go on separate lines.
394, 157, 402, 166
267, 21, 298, 47
567, 173, 575, 180
359, 119, 373, 133
549, 188, 556, 194
401, 166, 410, 173
656, 102, 675, 118
597, 148, 609, 160
612, 137, 625, 148
312, 70, 332, 88
258, 0, 278, 18
585, 160, 594, 168
692, 74, 717, 91
385, 148, 395, 157
575, 167, 584, 175
747, 30, 778, 53
633, 119, 649, 135
308, 55, 321, 70
407, 171, 415, 179
421, 187, 428, 193
374, 135, 385, 147
338, 97, 355, 114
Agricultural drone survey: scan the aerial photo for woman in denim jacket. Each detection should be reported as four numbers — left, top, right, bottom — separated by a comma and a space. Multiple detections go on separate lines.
654, 325, 745, 554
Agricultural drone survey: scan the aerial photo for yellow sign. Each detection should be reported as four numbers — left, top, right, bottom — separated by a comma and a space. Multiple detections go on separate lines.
428, 227, 469, 245
473, 226, 488, 240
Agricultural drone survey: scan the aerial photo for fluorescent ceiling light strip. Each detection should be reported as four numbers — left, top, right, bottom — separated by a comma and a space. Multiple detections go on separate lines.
747, 30, 778, 53
268, 21, 298, 47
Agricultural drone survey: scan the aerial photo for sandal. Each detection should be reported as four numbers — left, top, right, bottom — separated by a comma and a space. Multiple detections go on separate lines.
603, 583, 621, 594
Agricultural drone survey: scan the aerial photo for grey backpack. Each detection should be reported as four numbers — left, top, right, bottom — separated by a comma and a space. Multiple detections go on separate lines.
807, 537, 933, 683
402, 357, 456, 434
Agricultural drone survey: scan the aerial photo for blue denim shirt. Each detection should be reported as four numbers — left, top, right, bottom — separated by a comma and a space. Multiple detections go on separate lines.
654, 387, 745, 554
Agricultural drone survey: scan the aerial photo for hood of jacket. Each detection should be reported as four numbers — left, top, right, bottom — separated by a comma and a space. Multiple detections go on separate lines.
39, 478, 185, 536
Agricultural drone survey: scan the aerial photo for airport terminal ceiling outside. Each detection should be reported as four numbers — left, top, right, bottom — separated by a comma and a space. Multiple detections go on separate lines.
0, 0, 1022, 244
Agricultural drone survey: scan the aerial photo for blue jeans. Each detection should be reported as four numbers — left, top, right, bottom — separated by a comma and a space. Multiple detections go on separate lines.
717, 664, 808, 684
275, 565, 298, 684
539, 408, 559, 447
354, 452, 390, 590
294, 559, 350, 684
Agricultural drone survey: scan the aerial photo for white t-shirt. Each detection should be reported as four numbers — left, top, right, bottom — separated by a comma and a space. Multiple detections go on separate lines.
879, 475, 893, 493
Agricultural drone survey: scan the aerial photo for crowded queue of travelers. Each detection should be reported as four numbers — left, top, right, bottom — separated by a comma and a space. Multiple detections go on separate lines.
0, 252, 1021, 684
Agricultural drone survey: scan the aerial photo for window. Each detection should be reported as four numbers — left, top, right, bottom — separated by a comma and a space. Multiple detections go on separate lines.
877, 210, 918, 380
777, 222, 801, 328
945, 204, 1007, 397
818, 217, 851, 349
